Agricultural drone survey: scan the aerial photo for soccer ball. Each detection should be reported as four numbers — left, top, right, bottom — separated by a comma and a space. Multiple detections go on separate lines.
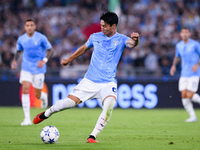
40, 125, 59, 144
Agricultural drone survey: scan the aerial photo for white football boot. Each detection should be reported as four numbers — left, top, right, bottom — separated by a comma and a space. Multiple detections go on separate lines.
185, 117, 197, 122
21, 118, 32, 126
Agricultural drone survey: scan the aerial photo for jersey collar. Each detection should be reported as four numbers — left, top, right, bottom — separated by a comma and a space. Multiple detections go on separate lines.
104, 32, 118, 39
26, 31, 36, 38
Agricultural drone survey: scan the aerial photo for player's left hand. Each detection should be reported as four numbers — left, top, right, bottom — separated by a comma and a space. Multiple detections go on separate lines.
192, 64, 199, 72
37, 60, 45, 68
61, 59, 71, 66
131, 32, 139, 41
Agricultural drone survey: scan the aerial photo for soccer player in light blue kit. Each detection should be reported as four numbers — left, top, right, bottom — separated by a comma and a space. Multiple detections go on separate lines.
33, 12, 139, 143
170, 27, 200, 122
11, 19, 54, 126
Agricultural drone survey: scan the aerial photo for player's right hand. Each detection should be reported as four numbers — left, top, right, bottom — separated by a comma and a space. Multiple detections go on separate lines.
192, 64, 199, 72
170, 65, 176, 76
61, 59, 71, 66
11, 60, 17, 70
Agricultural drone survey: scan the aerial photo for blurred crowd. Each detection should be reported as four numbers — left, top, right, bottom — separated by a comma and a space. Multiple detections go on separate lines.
0, 0, 200, 78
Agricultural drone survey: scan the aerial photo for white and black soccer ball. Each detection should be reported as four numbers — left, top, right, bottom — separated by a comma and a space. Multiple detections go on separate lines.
40, 125, 59, 144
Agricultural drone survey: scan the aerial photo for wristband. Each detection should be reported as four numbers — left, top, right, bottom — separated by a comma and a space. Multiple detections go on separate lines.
43, 57, 48, 63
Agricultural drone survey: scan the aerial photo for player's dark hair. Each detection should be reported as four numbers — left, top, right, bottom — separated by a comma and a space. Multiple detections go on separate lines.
100, 11, 118, 26
25, 18, 35, 24
181, 26, 190, 32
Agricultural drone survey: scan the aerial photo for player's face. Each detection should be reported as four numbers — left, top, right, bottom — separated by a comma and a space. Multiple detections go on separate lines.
100, 20, 116, 37
24, 21, 36, 36
180, 29, 191, 41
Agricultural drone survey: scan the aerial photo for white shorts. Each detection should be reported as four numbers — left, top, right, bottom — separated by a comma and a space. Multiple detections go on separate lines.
179, 76, 199, 92
69, 78, 117, 103
19, 70, 45, 89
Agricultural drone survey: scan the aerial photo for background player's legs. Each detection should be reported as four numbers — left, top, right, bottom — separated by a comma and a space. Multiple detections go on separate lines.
21, 81, 32, 126
181, 90, 197, 122
33, 73, 48, 108
89, 96, 116, 140
34, 88, 48, 108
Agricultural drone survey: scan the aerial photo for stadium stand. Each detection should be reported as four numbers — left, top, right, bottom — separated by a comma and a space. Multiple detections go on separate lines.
0, 0, 199, 78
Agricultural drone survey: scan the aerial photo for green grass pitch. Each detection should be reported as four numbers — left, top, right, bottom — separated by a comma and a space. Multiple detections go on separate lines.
0, 107, 200, 150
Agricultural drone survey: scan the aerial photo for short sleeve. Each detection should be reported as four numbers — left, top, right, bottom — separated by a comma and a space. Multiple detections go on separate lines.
42, 35, 52, 50
124, 35, 131, 48
86, 34, 94, 48
175, 44, 180, 57
16, 38, 23, 51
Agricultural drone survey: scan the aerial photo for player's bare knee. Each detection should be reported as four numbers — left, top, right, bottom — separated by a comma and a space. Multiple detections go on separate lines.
186, 91, 194, 99
22, 88, 29, 94
181, 95, 187, 99
68, 95, 81, 106
181, 90, 187, 98
35, 93, 41, 99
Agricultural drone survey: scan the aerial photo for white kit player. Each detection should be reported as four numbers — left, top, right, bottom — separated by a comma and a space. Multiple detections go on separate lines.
33, 12, 139, 143
11, 19, 54, 126
170, 27, 200, 122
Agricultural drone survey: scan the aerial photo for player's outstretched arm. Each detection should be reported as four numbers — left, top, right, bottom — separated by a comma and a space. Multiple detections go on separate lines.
11, 51, 22, 70
126, 32, 139, 48
61, 44, 90, 66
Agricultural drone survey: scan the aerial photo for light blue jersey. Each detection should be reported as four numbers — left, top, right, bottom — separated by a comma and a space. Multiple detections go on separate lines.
85, 32, 131, 83
17, 31, 52, 74
175, 38, 200, 77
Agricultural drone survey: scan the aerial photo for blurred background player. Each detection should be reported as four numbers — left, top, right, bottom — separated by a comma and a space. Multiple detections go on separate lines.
33, 12, 139, 143
11, 19, 54, 126
170, 27, 200, 122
